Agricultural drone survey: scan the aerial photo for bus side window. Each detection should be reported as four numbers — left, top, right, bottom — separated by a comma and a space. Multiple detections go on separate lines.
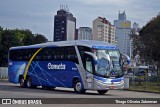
18, 51, 23, 60
53, 48, 61, 61
9, 50, 16, 61
66, 46, 79, 64
34, 49, 42, 60
84, 54, 93, 73
43, 48, 53, 60
77, 46, 92, 68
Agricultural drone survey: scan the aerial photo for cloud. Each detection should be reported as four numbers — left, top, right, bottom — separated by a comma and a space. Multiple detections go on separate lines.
0, 0, 160, 40
73, 0, 128, 5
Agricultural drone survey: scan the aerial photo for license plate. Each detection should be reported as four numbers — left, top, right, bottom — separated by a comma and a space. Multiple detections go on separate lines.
109, 86, 115, 89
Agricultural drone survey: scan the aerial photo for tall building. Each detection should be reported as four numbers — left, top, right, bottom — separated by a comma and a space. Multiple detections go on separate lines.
78, 27, 92, 40
53, 7, 76, 41
132, 22, 139, 32
92, 17, 116, 44
114, 11, 131, 57
75, 29, 78, 40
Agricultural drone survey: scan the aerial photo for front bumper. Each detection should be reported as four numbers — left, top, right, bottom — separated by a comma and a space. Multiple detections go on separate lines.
94, 78, 124, 90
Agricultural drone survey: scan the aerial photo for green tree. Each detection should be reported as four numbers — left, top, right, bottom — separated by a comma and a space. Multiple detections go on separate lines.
0, 29, 20, 66
138, 15, 160, 81
13, 29, 25, 45
0, 26, 48, 67
21, 29, 34, 45
33, 33, 48, 44
0, 26, 3, 65
0, 26, 3, 49
130, 29, 141, 58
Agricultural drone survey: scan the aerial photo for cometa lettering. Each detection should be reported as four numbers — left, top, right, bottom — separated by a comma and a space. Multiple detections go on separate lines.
48, 63, 66, 70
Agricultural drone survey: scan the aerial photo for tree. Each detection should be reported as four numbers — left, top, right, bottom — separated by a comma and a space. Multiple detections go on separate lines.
0, 26, 3, 50
21, 29, 34, 45
138, 15, 160, 81
33, 34, 48, 44
0, 26, 3, 65
0, 29, 20, 66
0, 26, 48, 67
130, 29, 141, 58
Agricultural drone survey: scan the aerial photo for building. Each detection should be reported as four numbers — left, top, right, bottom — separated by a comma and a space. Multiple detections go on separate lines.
114, 11, 131, 57
78, 27, 92, 40
132, 22, 139, 32
75, 29, 78, 40
92, 17, 116, 44
53, 7, 76, 41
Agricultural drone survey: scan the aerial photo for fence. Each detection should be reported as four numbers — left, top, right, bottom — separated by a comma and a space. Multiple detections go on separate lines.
126, 74, 160, 93
0, 67, 8, 80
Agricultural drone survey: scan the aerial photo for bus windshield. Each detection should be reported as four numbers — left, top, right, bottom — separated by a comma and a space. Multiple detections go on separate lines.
94, 49, 123, 78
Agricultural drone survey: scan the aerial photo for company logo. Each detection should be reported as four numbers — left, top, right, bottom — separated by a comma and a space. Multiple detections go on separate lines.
2, 99, 11, 104
1, 99, 42, 105
48, 63, 66, 70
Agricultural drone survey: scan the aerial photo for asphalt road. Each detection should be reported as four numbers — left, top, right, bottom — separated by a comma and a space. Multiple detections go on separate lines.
0, 81, 160, 107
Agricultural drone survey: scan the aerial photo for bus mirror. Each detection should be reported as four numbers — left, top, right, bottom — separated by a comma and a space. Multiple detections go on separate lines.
121, 53, 130, 65
84, 52, 98, 65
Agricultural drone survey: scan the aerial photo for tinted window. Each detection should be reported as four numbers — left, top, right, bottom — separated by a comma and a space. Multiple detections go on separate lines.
9, 49, 37, 61
9, 46, 79, 64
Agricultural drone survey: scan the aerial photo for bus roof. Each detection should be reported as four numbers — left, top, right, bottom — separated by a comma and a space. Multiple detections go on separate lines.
9, 40, 117, 50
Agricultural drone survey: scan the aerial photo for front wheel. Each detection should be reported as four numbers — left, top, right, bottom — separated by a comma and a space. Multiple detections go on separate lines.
97, 90, 108, 95
73, 80, 86, 93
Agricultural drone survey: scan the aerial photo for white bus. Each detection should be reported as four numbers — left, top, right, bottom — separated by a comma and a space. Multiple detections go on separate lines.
8, 40, 129, 94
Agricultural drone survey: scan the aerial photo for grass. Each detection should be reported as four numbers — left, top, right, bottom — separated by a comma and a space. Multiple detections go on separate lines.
129, 82, 160, 93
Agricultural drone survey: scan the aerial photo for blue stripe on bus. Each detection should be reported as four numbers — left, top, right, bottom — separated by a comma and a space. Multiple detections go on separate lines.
111, 77, 124, 82
94, 75, 123, 82
94, 75, 109, 82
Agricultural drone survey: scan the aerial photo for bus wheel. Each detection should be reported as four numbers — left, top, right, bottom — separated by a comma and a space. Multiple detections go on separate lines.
74, 80, 86, 93
97, 90, 108, 95
26, 77, 33, 88
19, 77, 26, 88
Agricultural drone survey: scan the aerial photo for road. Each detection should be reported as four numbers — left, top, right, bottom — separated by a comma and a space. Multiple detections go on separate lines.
0, 81, 160, 107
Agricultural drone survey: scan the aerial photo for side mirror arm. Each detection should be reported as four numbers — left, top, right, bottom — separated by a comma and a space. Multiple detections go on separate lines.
121, 53, 130, 65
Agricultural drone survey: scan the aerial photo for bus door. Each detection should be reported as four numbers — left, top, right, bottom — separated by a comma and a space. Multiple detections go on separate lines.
84, 53, 94, 89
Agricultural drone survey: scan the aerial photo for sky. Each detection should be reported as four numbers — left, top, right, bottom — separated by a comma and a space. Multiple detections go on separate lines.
0, 0, 160, 41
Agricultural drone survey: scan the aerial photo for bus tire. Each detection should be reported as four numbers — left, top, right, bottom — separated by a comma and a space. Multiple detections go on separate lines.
97, 90, 108, 95
73, 80, 86, 93
19, 77, 26, 88
26, 76, 36, 88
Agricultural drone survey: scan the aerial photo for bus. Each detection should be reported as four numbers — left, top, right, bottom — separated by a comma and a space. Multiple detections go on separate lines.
133, 66, 149, 81
8, 40, 129, 94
